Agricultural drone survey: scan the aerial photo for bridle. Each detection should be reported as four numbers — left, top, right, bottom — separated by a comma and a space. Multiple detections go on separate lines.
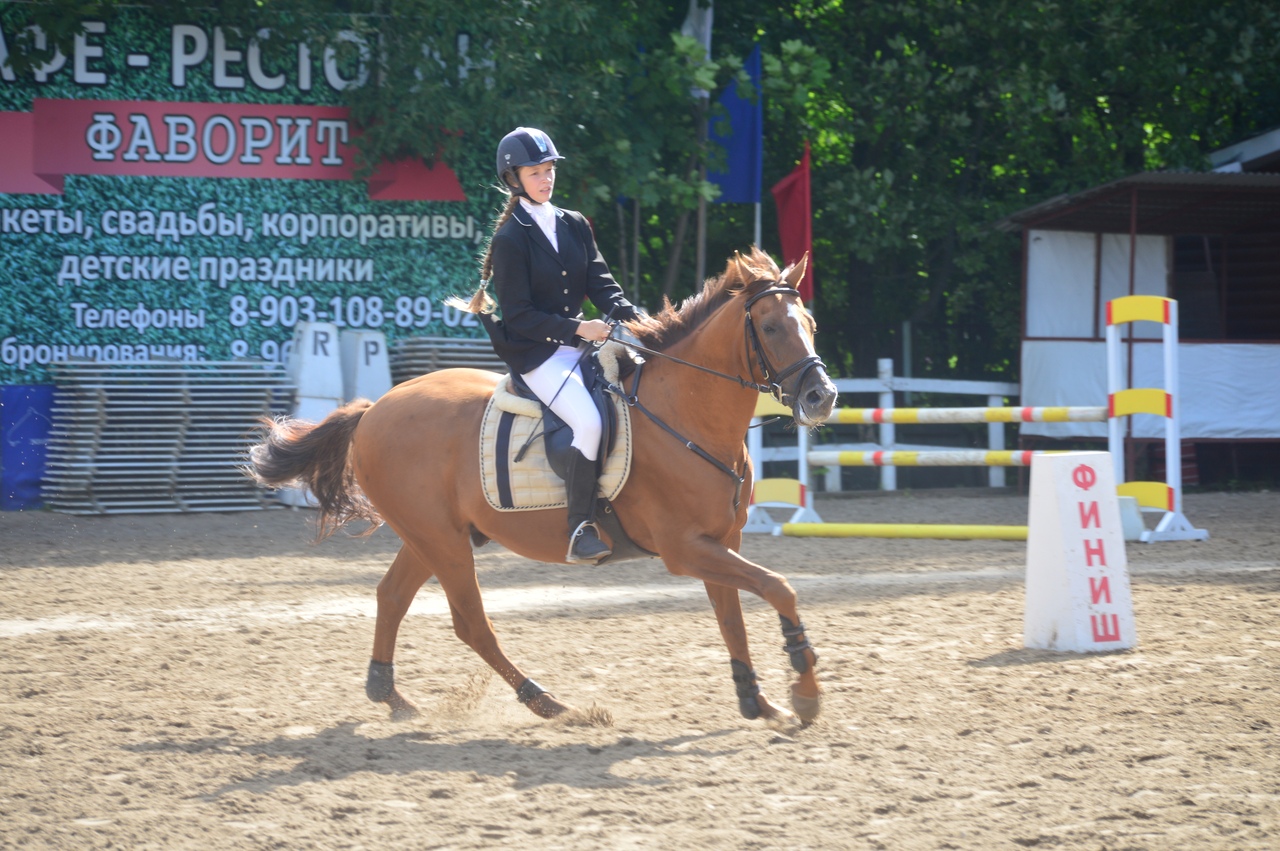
612, 285, 826, 408
605, 284, 827, 510
741, 286, 827, 406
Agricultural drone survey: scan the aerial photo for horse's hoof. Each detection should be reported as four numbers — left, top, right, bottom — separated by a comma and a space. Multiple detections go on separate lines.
790, 683, 821, 724
527, 692, 573, 719
386, 692, 421, 721
390, 704, 421, 722
762, 706, 802, 732
751, 691, 801, 731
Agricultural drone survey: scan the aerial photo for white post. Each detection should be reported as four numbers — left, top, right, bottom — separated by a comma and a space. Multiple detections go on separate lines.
282, 321, 344, 506
747, 414, 764, 478
287, 321, 344, 402
799, 425, 813, 493
1163, 305, 1181, 512
902, 320, 912, 406
987, 393, 1005, 488
340, 329, 392, 402
877, 358, 896, 491
1143, 300, 1207, 541
1105, 297, 1206, 542
1106, 320, 1124, 485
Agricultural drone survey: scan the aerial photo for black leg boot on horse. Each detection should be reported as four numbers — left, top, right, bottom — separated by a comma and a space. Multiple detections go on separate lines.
564, 447, 611, 564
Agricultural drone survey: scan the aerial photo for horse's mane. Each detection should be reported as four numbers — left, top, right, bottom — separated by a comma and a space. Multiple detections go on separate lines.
626, 247, 788, 351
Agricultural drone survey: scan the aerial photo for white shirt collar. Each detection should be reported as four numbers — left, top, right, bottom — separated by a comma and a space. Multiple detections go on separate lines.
519, 198, 559, 251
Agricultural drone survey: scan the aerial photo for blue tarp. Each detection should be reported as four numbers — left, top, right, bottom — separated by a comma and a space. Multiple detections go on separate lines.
1, 385, 54, 510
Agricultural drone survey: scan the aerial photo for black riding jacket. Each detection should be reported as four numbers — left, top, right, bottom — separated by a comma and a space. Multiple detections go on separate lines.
483, 204, 639, 374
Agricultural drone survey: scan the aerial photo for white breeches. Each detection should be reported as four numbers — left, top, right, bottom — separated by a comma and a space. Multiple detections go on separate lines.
521, 344, 602, 462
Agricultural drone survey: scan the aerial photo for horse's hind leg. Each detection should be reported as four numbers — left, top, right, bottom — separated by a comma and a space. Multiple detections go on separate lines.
367, 544, 433, 720
429, 562, 575, 720
704, 582, 797, 724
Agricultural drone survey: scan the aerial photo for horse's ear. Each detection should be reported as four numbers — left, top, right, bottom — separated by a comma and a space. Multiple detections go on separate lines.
731, 252, 750, 284
781, 252, 809, 290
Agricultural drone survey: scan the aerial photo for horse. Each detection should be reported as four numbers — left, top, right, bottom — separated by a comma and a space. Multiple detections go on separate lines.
247, 247, 839, 725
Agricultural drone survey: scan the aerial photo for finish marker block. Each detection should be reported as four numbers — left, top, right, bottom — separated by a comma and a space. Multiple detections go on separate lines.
1024, 451, 1136, 652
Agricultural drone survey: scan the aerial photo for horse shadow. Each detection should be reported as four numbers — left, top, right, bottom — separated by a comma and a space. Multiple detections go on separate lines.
968, 646, 1133, 668
123, 722, 745, 798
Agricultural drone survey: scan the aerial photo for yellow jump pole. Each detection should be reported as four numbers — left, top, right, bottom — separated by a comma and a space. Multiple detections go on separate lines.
783, 522, 1029, 541
831, 406, 1107, 424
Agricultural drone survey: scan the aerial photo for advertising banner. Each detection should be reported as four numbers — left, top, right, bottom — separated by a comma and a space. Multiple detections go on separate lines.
0, 7, 491, 388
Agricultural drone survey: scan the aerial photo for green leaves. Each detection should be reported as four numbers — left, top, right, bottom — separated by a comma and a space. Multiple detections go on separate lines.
755, 0, 1280, 376
762, 40, 830, 107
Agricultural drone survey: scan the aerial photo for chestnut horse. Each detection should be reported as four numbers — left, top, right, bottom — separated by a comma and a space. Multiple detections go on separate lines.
247, 248, 838, 725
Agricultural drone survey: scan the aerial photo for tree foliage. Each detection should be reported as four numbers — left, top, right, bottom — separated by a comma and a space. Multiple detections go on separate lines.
759, 0, 1280, 378
7, 0, 1280, 378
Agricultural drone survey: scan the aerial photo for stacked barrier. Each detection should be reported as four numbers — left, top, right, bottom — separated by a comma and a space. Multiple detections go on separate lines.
41, 361, 294, 514
389, 335, 506, 384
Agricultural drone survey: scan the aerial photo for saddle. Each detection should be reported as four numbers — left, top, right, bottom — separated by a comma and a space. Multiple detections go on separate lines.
479, 341, 634, 513
476, 337, 657, 564
509, 358, 620, 482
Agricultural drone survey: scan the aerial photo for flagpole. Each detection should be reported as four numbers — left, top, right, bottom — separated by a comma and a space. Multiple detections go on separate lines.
632, 198, 641, 304
681, 0, 713, 292
754, 201, 761, 249
696, 95, 708, 290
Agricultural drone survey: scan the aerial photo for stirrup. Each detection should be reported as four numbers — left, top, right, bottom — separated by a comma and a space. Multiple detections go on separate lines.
566, 521, 612, 564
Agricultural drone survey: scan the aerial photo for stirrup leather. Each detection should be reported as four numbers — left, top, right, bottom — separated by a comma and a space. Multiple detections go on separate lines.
566, 520, 611, 563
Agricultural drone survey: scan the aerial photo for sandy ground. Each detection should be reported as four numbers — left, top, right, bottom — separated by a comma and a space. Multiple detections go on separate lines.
0, 489, 1276, 850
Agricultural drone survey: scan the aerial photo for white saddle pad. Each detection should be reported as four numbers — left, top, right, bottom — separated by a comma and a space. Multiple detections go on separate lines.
479, 378, 632, 512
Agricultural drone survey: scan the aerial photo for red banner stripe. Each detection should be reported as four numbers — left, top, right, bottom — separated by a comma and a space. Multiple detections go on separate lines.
13, 99, 464, 201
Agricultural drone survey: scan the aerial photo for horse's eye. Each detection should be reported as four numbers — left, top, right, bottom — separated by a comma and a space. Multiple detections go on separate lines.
762, 323, 778, 334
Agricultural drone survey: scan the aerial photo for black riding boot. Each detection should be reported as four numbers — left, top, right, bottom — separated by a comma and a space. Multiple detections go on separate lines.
565, 447, 612, 564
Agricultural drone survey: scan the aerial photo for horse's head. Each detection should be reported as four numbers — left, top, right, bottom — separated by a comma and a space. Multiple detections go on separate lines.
731, 250, 838, 427
625, 248, 838, 426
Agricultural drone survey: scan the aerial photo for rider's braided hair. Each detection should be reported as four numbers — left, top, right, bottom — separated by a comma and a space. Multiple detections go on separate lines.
448, 193, 521, 315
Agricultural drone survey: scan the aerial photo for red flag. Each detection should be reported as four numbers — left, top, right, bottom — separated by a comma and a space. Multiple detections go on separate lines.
770, 140, 813, 301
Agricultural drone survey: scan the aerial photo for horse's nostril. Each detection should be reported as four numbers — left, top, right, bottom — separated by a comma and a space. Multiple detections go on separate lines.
807, 386, 831, 407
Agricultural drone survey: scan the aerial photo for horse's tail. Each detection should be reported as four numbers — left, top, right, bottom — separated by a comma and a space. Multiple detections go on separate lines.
246, 399, 381, 539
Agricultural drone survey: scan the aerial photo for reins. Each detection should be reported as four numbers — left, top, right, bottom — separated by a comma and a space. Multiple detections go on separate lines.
605, 286, 825, 511
608, 287, 824, 407
620, 359, 748, 509
611, 339, 766, 392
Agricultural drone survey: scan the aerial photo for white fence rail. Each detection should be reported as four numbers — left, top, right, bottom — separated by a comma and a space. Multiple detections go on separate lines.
748, 358, 1020, 492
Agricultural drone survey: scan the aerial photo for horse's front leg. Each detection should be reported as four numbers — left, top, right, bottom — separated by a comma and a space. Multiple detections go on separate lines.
703, 582, 799, 724
664, 536, 821, 723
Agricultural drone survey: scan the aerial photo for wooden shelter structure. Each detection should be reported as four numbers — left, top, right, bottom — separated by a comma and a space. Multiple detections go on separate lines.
998, 157, 1280, 485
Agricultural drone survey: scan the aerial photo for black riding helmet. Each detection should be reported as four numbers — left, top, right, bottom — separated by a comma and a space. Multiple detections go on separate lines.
496, 127, 564, 196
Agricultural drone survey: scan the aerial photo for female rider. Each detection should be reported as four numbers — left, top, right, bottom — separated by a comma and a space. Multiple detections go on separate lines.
455, 127, 642, 564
